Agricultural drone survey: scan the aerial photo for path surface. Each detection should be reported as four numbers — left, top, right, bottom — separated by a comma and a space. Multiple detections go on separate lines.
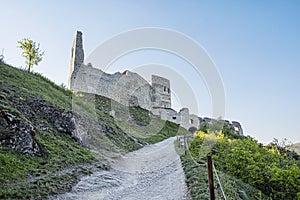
49, 137, 190, 200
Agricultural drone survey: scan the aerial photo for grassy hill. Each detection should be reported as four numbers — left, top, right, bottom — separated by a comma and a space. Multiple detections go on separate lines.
0, 62, 181, 199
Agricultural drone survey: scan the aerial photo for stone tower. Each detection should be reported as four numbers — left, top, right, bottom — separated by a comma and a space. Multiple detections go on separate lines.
68, 31, 84, 89
151, 75, 171, 108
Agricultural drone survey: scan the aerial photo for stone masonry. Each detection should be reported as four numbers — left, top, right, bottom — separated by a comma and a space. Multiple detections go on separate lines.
68, 31, 243, 134
151, 75, 171, 109
68, 31, 84, 89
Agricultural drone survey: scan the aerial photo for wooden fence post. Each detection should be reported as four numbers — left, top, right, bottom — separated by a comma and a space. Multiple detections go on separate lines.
207, 155, 215, 200
184, 135, 187, 155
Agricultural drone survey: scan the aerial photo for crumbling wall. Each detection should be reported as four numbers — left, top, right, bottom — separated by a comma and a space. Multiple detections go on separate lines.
151, 75, 171, 108
68, 31, 243, 136
68, 31, 84, 89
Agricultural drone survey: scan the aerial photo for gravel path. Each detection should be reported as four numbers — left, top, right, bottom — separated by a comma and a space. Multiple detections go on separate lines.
50, 137, 190, 200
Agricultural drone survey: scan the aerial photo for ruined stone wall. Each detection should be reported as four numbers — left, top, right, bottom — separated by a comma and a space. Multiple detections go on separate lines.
178, 108, 190, 130
108, 70, 152, 110
71, 64, 152, 110
198, 117, 244, 135
68, 31, 243, 135
68, 32, 152, 110
231, 121, 243, 135
152, 108, 179, 123
151, 107, 201, 132
188, 114, 200, 131
68, 31, 84, 89
151, 75, 171, 108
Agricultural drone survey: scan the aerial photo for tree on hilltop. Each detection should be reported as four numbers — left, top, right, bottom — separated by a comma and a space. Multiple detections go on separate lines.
0, 49, 4, 63
17, 38, 44, 72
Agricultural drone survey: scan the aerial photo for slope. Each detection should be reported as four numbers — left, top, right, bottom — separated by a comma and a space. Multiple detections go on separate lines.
0, 62, 181, 199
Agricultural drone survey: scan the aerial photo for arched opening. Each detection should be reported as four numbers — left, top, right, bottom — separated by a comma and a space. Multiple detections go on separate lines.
188, 126, 197, 133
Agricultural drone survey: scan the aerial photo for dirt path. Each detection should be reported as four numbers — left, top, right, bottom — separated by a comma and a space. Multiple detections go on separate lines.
49, 137, 190, 200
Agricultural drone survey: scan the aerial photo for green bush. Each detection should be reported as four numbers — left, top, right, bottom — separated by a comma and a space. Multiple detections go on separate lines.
144, 120, 179, 144
189, 132, 300, 199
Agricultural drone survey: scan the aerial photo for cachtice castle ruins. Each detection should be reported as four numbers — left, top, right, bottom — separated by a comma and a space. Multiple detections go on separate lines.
68, 31, 243, 135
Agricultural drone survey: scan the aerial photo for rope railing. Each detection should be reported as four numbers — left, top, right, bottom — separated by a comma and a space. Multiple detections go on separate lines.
212, 161, 227, 200
176, 137, 227, 199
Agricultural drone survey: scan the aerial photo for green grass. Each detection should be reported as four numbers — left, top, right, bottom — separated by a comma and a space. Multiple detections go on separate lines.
179, 154, 269, 200
0, 63, 72, 109
184, 129, 300, 200
129, 106, 151, 126
0, 63, 182, 199
76, 91, 181, 146
144, 120, 180, 144
175, 140, 269, 200
0, 130, 96, 199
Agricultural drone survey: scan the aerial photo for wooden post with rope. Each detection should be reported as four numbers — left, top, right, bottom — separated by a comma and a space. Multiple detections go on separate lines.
184, 134, 187, 155
207, 155, 215, 200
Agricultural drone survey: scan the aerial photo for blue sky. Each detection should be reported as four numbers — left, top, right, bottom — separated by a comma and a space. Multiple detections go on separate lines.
1, 1, 299, 144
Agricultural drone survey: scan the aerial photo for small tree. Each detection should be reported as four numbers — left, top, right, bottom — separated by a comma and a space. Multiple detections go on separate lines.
17, 38, 44, 72
0, 49, 4, 63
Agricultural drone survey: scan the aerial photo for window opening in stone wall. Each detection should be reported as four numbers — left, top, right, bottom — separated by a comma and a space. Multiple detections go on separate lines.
164, 86, 167, 92
189, 119, 194, 124
173, 116, 176, 120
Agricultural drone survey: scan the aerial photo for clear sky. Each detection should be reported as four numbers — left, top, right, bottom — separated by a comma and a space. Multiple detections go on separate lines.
1, 0, 299, 144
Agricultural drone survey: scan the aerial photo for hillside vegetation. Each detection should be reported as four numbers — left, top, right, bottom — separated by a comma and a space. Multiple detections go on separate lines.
181, 125, 300, 200
0, 62, 180, 199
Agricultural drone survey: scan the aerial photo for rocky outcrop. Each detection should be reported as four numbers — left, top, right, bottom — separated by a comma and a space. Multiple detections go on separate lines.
199, 117, 244, 135
28, 100, 80, 143
0, 111, 42, 156
0, 97, 82, 157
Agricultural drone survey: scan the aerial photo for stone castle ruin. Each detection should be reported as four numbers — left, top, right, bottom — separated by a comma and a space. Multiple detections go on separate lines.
68, 31, 243, 135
